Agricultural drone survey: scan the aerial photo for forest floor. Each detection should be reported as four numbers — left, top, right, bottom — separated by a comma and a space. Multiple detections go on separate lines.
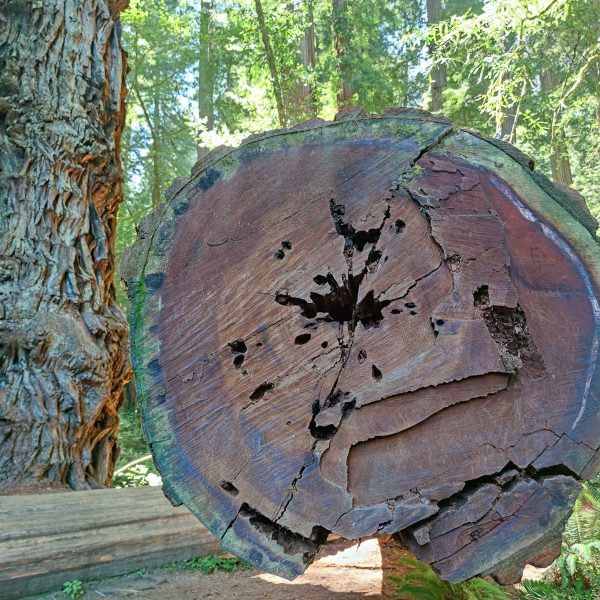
27, 537, 423, 600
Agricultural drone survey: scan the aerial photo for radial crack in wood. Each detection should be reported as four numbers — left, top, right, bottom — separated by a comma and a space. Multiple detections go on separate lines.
122, 108, 600, 583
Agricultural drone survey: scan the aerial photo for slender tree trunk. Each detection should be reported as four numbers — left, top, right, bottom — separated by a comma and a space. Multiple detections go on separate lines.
332, 0, 353, 108
497, 38, 520, 144
402, 60, 409, 107
541, 71, 573, 185
500, 104, 517, 143
197, 0, 215, 159
595, 63, 600, 137
298, 0, 317, 117
151, 65, 162, 207
0, 0, 131, 489
254, 0, 287, 127
549, 130, 573, 185
427, 0, 445, 112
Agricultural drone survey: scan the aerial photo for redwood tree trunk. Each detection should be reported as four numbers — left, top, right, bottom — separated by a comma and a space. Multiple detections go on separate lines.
0, 0, 131, 489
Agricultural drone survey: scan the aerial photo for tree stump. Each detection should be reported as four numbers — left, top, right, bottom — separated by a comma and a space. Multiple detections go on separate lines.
122, 108, 600, 583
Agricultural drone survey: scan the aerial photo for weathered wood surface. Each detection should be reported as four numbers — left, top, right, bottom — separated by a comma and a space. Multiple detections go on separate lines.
0, 1, 131, 489
0, 486, 222, 599
122, 108, 600, 584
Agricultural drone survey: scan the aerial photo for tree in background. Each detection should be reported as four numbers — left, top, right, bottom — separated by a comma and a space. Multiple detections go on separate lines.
117, 0, 198, 286
198, 0, 216, 158
298, 0, 318, 117
332, 0, 353, 108
427, 0, 445, 111
254, 0, 287, 125
0, 0, 131, 489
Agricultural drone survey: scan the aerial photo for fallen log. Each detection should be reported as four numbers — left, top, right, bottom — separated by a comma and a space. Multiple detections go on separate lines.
122, 108, 600, 584
0, 486, 222, 599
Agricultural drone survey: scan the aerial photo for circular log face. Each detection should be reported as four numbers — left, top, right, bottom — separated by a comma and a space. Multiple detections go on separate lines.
123, 110, 600, 584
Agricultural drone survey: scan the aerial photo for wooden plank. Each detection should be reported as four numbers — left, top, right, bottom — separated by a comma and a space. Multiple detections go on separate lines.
0, 487, 222, 599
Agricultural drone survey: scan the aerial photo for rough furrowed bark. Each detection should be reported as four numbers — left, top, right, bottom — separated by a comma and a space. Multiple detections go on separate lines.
0, 1, 131, 489
122, 107, 600, 583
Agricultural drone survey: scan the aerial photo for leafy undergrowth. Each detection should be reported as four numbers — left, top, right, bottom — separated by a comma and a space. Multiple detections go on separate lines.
116, 406, 150, 466
113, 463, 161, 487
114, 405, 160, 487
391, 557, 509, 600
62, 579, 85, 599
166, 555, 253, 574
520, 544, 600, 599
520, 479, 600, 599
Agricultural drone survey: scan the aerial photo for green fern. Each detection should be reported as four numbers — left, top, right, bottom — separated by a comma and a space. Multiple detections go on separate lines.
461, 577, 510, 599
584, 480, 600, 503
390, 556, 508, 600
520, 579, 565, 600
564, 483, 600, 547
390, 577, 445, 600
521, 547, 600, 600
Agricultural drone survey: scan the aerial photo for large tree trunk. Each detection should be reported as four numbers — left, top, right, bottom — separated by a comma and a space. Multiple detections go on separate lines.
427, 0, 445, 112
0, 1, 131, 490
123, 108, 600, 583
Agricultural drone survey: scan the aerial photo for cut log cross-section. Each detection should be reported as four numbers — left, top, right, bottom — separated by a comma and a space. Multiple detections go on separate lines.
122, 108, 600, 584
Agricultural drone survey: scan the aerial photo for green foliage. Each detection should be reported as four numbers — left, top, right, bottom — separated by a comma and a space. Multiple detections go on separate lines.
113, 463, 161, 488
520, 549, 600, 600
113, 406, 160, 488
62, 579, 85, 599
390, 556, 509, 600
564, 481, 600, 547
167, 555, 252, 574
519, 479, 600, 599
116, 406, 149, 466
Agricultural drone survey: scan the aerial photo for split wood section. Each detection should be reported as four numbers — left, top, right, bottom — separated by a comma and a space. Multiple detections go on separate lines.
122, 108, 600, 584
0, 486, 222, 599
